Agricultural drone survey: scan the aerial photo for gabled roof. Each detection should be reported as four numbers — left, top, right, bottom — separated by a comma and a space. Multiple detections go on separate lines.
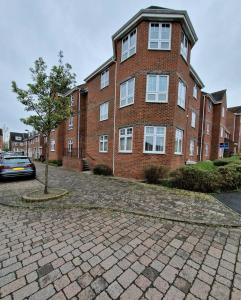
9, 132, 28, 142
228, 106, 241, 114
211, 89, 226, 102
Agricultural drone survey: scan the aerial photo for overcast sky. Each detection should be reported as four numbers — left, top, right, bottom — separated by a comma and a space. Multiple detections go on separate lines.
0, 0, 240, 134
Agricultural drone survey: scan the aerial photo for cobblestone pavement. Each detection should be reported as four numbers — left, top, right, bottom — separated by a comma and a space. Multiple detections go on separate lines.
0, 162, 241, 226
0, 206, 241, 299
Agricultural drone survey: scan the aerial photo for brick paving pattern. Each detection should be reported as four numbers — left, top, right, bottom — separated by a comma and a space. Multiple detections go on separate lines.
0, 206, 241, 299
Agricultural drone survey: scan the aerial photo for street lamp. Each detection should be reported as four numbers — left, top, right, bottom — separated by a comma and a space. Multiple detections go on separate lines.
25, 129, 29, 156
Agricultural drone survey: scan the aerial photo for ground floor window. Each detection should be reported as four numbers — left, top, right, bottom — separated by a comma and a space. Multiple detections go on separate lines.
67, 139, 73, 153
189, 139, 195, 156
99, 135, 108, 152
175, 129, 183, 154
50, 140, 55, 151
119, 127, 133, 152
144, 126, 166, 153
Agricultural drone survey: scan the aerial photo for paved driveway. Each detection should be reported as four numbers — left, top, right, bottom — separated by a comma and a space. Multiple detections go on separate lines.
0, 206, 241, 300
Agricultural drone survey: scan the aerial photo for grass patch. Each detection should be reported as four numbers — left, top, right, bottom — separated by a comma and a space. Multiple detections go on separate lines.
194, 160, 216, 171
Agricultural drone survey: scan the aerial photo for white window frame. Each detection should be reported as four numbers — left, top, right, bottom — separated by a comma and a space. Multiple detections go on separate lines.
100, 102, 109, 121
205, 143, 209, 157
119, 127, 133, 153
208, 100, 212, 112
180, 32, 188, 60
220, 127, 224, 138
189, 139, 195, 156
100, 69, 109, 89
50, 140, 55, 152
70, 95, 74, 106
206, 122, 210, 135
143, 126, 166, 154
99, 135, 108, 153
191, 111, 196, 128
120, 78, 135, 108
146, 74, 169, 103
175, 128, 184, 155
67, 139, 73, 153
193, 84, 198, 99
177, 79, 186, 109
121, 29, 137, 62
222, 107, 225, 118
69, 114, 74, 129
148, 23, 171, 50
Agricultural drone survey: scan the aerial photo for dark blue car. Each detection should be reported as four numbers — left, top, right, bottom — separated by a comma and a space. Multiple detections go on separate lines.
0, 156, 36, 179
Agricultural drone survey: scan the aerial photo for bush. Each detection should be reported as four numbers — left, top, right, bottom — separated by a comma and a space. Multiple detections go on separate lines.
48, 160, 62, 166
144, 165, 169, 184
213, 160, 229, 167
171, 166, 221, 193
93, 164, 113, 176
218, 166, 241, 191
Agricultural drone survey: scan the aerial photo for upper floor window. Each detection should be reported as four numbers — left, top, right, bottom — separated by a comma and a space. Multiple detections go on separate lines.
100, 102, 109, 121
70, 95, 74, 106
177, 79, 186, 109
50, 140, 55, 152
99, 135, 108, 153
175, 128, 184, 155
146, 74, 169, 103
100, 69, 109, 89
208, 100, 212, 112
67, 139, 73, 153
220, 127, 224, 138
191, 111, 196, 128
69, 114, 74, 128
193, 84, 198, 99
144, 126, 166, 154
119, 127, 133, 153
180, 32, 188, 60
149, 23, 171, 50
121, 29, 136, 61
222, 107, 225, 118
206, 122, 210, 135
120, 78, 135, 108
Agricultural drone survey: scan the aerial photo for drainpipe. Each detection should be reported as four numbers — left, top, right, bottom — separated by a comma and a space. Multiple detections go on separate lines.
112, 60, 118, 175
200, 94, 206, 161
77, 90, 81, 159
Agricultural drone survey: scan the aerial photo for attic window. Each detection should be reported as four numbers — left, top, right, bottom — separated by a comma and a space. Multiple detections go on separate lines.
149, 23, 171, 50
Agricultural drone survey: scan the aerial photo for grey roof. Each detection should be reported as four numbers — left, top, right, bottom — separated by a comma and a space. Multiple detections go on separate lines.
228, 106, 241, 114
211, 90, 226, 102
9, 132, 28, 142
84, 57, 114, 82
0, 129, 2, 136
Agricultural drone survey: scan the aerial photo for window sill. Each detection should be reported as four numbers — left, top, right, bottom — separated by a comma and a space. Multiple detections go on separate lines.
68, 127, 73, 130
145, 100, 168, 104
148, 48, 171, 51
120, 52, 136, 64
177, 105, 186, 111
174, 152, 183, 156
99, 151, 108, 153
100, 84, 109, 90
143, 151, 165, 155
119, 151, 132, 154
119, 102, 134, 109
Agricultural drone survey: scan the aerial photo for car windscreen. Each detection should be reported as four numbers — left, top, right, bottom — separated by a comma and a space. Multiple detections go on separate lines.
3, 157, 30, 165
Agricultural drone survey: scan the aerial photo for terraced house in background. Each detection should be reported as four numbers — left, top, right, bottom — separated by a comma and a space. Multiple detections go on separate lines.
38, 6, 240, 178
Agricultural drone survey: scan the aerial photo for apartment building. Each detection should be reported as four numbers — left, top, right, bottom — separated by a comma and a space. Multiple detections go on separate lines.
9, 132, 28, 154
227, 106, 241, 154
84, 6, 204, 178
0, 129, 3, 152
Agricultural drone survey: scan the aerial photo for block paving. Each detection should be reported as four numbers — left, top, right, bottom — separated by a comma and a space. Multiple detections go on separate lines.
0, 205, 241, 299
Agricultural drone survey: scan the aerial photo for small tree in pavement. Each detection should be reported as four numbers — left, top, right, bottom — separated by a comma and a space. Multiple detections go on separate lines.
12, 51, 76, 194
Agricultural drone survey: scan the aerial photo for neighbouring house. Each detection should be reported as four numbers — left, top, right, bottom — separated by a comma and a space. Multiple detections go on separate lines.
227, 106, 241, 154
25, 132, 46, 160
44, 6, 240, 179
0, 129, 3, 152
9, 132, 28, 154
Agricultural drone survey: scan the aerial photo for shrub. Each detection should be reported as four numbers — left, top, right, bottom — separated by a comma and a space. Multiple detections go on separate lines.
171, 166, 221, 193
218, 166, 241, 191
93, 164, 113, 176
213, 160, 229, 167
49, 160, 62, 166
144, 165, 170, 184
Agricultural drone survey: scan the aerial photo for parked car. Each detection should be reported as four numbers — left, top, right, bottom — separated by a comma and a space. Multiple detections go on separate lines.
0, 156, 36, 179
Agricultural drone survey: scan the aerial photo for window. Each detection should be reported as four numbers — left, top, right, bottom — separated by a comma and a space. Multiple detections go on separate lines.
119, 127, 133, 153
120, 78, 135, 107
193, 84, 198, 99
177, 80, 186, 109
101, 69, 109, 89
220, 127, 224, 138
206, 123, 210, 135
67, 139, 73, 153
189, 139, 195, 156
99, 135, 108, 152
148, 23, 171, 50
191, 111, 196, 128
99, 102, 109, 121
146, 74, 169, 103
175, 129, 184, 154
205, 144, 209, 157
208, 100, 212, 112
180, 32, 188, 60
50, 140, 55, 152
70, 95, 74, 106
121, 29, 136, 61
69, 114, 74, 128
144, 126, 166, 154
222, 107, 225, 117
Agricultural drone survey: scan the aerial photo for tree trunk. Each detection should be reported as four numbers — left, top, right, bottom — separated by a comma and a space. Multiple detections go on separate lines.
44, 134, 50, 194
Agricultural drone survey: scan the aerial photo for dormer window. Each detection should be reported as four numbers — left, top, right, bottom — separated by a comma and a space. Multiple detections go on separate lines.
149, 23, 171, 50
180, 32, 188, 60
121, 29, 136, 62
100, 69, 109, 89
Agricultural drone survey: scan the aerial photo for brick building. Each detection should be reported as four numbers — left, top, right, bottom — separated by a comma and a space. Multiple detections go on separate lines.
9, 132, 28, 154
0, 129, 3, 152
26, 132, 45, 159
227, 106, 241, 154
